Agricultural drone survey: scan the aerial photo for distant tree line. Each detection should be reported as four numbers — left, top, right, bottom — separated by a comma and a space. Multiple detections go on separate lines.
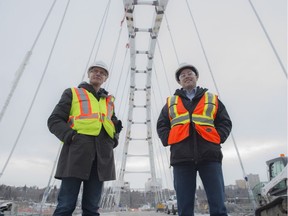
0, 184, 251, 213
0, 184, 58, 203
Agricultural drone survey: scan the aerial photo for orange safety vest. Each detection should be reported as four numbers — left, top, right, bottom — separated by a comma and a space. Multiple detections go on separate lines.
68, 88, 116, 138
167, 92, 220, 144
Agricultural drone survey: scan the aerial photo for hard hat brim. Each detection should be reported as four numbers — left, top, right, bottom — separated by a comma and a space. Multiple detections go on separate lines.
88, 66, 109, 75
175, 64, 198, 81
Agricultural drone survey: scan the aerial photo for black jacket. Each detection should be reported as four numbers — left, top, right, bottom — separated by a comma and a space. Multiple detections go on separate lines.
47, 82, 122, 181
157, 87, 232, 165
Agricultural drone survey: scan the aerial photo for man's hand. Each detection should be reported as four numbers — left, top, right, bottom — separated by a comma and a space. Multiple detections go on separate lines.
114, 120, 123, 133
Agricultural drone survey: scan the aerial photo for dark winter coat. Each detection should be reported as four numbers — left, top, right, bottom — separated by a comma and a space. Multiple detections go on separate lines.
157, 87, 232, 165
47, 82, 122, 181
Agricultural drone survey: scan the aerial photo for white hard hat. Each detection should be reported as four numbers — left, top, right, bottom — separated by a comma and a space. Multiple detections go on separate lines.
88, 60, 109, 75
175, 63, 199, 81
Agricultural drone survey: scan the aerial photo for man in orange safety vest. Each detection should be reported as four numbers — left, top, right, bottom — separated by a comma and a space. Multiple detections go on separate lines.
157, 63, 232, 216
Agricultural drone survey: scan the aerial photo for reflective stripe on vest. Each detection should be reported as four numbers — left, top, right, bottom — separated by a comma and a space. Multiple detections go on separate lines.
167, 92, 220, 144
168, 96, 190, 127
192, 92, 217, 126
68, 88, 115, 138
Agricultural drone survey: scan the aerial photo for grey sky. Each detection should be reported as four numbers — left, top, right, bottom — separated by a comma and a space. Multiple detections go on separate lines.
0, 0, 286, 189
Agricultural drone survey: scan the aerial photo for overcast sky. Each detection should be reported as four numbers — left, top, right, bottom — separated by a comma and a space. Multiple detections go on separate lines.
0, 0, 286, 190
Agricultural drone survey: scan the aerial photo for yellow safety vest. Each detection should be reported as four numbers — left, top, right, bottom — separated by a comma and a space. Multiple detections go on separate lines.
68, 88, 116, 138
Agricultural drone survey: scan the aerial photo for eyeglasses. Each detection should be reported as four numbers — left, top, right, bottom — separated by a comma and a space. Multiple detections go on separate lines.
89, 68, 107, 76
179, 71, 196, 79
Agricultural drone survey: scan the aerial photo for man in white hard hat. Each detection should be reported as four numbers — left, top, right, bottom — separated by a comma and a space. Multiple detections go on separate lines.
48, 61, 122, 216
157, 63, 232, 216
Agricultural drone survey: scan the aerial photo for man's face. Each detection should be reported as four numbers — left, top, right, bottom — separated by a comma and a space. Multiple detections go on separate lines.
178, 68, 198, 89
88, 67, 108, 86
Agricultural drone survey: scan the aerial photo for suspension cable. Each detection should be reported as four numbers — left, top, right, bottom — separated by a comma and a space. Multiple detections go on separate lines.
114, 45, 129, 107
164, 14, 180, 64
155, 42, 172, 95
106, 19, 126, 90
0, 0, 71, 181
81, 0, 111, 81
152, 64, 166, 105
151, 67, 173, 184
186, 0, 257, 209
39, 144, 61, 216
151, 91, 173, 190
0, 0, 57, 123
248, 0, 287, 79
111, 48, 130, 180
92, 1, 111, 63
185, 0, 221, 96
117, 66, 130, 118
